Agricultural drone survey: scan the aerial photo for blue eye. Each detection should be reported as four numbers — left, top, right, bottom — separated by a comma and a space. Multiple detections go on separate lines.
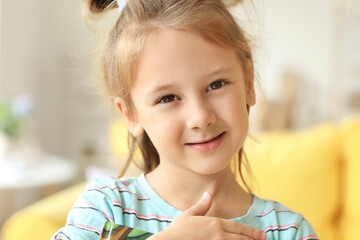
157, 94, 179, 104
207, 80, 228, 91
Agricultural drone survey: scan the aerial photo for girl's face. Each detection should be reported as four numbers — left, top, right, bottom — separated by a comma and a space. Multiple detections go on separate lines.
123, 30, 255, 176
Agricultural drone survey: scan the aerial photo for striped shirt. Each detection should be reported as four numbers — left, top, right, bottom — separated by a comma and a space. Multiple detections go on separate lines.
52, 173, 318, 240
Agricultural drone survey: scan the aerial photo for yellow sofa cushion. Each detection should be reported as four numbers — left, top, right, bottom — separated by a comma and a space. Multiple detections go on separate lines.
110, 119, 130, 158
1, 182, 86, 240
110, 119, 142, 162
242, 124, 340, 240
340, 117, 360, 239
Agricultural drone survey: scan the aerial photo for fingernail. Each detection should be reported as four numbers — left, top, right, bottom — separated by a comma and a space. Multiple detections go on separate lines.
202, 192, 210, 200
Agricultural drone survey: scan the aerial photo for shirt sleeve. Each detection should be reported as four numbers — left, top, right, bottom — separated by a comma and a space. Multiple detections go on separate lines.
51, 179, 123, 240
293, 219, 319, 240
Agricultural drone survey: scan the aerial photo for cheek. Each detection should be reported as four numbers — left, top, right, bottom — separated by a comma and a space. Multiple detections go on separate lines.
219, 90, 249, 138
218, 88, 249, 121
140, 110, 183, 147
228, 104, 249, 132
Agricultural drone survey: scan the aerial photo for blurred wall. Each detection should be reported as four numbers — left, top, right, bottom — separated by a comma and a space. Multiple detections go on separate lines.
237, 0, 360, 130
0, 0, 112, 166
266, 0, 359, 126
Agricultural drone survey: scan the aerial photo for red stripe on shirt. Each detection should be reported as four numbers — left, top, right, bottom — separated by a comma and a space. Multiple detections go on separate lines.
122, 208, 173, 222
68, 222, 102, 235
118, 179, 139, 186
257, 207, 275, 216
108, 177, 139, 186
112, 200, 122, 207
74, 203, 114, 222
114, 186, 150, 200
257, 207, 296, 217
264, 223, 299, 232
297, 235, 319, 240
86, 184, 149, 200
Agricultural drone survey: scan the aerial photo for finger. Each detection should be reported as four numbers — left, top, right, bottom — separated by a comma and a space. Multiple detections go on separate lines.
184, 191, 212, 216
221, 219, 267, 240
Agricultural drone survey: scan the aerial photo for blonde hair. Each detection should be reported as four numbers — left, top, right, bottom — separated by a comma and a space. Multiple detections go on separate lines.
85, 0, 254, 192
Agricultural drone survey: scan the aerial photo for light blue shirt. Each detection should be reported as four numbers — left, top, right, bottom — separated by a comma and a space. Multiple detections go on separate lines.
52, 173, 318, 240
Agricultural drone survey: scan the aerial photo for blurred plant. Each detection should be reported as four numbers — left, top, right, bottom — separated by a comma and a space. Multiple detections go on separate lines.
0, 95, 34, 139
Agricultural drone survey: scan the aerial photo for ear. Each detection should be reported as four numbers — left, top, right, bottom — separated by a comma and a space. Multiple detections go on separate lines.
242, 60, 256, 107
113, 97, 144, 137
245, 80, 256, 107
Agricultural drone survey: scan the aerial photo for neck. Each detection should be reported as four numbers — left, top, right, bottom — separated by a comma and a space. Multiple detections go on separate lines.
145, 162, 252, 218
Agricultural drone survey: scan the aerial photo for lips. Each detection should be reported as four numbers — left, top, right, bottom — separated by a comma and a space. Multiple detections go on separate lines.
185, 132, 226, 152
186, 132, 225, 145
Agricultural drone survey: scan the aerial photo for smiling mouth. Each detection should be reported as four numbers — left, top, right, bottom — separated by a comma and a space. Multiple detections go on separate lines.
185, 132, 226, 152
186, 132, 225, 145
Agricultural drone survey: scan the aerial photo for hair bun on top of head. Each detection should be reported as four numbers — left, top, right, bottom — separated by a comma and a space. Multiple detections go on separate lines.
87, 0, 243, 14
113, 0, 242, 11
87, 0, 119, 13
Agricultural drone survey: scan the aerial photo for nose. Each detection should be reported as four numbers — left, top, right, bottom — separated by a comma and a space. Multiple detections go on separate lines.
185, 98, 216, 130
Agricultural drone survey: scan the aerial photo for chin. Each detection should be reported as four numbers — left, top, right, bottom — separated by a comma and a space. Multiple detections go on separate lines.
190, 162, 232, 176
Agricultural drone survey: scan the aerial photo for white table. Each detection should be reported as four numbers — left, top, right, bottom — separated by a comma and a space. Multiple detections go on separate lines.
0, 155, 77, 189
0, 155, 78, 224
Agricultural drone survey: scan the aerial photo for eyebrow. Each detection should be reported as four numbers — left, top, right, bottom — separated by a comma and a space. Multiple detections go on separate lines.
205, 67, 232, 78
146, 67, 232, 96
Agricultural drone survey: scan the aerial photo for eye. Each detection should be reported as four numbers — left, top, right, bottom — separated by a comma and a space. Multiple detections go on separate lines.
157, 94, 179, 104
207, 80, 228, 92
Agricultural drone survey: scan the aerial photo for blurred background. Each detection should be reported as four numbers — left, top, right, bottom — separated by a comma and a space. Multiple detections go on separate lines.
0, 0, 359, 237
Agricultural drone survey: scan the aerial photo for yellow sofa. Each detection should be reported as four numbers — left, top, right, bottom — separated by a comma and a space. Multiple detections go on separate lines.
1, 117, 359, 240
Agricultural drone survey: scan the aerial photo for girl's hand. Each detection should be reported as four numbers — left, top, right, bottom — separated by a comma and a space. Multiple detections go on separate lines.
149, 192, 267, 240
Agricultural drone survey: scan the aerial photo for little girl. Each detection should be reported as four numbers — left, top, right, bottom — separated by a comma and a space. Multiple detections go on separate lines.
53, 0, 318, 239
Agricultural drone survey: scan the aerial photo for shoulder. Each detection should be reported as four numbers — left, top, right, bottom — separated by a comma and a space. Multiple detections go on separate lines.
254, 195, 304, 223
81, 175, 152, 211
250, 195, 318, 240
52, 175, 146, 240
84, 175, 145, 199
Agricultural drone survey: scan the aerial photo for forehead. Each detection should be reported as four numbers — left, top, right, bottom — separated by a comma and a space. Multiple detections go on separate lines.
133, 29, 243, 90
